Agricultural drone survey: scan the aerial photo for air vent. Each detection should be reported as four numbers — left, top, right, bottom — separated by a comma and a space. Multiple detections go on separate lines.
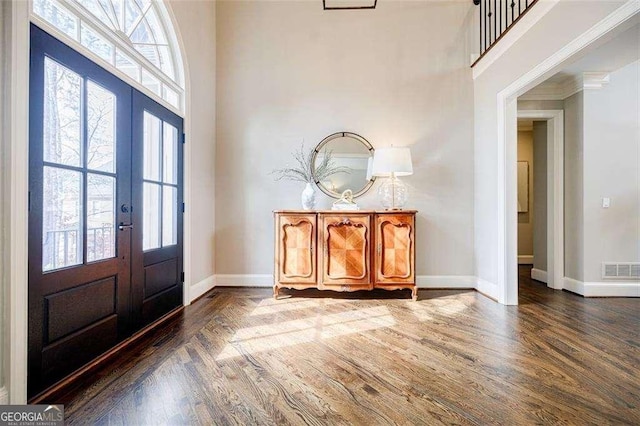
602, 263, 640, 279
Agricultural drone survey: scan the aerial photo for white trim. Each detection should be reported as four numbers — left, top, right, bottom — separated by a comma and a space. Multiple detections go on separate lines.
519, 72, 611, 101
7, 0, 30, 405
563, 277, 640, 297
472, 0, 560, 79
416, 276, 476, 289
519, 75, 582, 101
0, 386, 8, 404
582, 72, 611, 90
475, 277, 498, 299
189, 275, 216, 302
518, 255, 534, 265
531, 268, 548, 284
563, 277, 585, 295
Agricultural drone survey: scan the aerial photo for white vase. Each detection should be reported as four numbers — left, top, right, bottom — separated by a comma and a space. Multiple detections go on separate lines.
301, 182, 316, 210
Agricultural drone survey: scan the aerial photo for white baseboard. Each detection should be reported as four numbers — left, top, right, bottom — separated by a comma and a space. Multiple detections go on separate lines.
190, 275, 216, 302
563, 277, 639, 297
563, 277, 585, 295
416, 275, 476, 289
584, 282, 640, 297
215, 274, 273, 287
475, 277, 498, 300
0, 386, 8, 404
518, 255, 534, 265
531, 268, 548, 283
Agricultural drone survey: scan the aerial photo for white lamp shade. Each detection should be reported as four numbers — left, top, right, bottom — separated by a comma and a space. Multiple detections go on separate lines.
371, 147, 413, 177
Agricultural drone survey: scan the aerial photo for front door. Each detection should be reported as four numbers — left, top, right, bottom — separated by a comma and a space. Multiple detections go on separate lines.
28, 25, 183, 397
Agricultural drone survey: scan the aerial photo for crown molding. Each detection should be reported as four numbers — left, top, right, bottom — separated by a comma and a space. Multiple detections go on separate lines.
582, 72, 611, 89
520, 71, 611, 101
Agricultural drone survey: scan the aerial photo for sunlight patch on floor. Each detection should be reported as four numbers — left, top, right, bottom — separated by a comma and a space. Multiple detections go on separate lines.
407, 294, 472, 321
249, 297, 351, 316
216, 306, 395, 360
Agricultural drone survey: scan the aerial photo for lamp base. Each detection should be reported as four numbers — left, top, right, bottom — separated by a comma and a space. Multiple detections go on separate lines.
378, 177, 408, 210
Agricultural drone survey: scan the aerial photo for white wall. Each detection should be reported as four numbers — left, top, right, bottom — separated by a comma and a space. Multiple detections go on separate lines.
583, 60, 639, 282
473, 0, 625, 299
564, 92, 584, 281
167, 0, 217, 288
215, 1, 476, 278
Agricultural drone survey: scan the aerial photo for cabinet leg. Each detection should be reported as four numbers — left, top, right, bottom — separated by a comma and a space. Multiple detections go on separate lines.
273, 286, 279, 299
411, 287, 418, 301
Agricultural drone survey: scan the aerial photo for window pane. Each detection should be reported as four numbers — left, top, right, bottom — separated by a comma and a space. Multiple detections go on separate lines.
143, 112, 161, 181
163, 123, 178, 184
33, 0, 79, 40
130, 17, 155, 44
143, 183, 161, 250
145, 8, 166, 44
124, 0, 143, 34
44, 58, 82, 167
87, 174, 116, 262
162, 85, 179, 109
81, 23, 114, 64
77, 0, 116, 30
157, 46, 174, 80
87, 81, 116, 173
43, 167, 83, 271
116, 49, 140, 82
162, 186, 177, 247
141, 67, 161, 95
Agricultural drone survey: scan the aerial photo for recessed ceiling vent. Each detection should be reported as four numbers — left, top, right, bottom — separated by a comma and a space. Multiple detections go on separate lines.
602, 263, 640, 279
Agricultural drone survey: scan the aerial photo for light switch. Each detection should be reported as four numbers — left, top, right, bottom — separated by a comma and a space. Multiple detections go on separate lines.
602, 197, 610, 208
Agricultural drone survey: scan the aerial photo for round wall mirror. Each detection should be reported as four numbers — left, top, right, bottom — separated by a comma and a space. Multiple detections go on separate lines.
312, 132, 375, 199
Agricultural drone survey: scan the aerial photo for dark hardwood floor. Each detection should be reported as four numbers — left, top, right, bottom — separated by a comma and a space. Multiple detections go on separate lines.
49, 268, 639, 425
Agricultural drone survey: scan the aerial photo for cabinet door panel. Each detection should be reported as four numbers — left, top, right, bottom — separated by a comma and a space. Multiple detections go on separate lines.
276, 214, 316, 284
375, 214, 415, 284
320, 214, 372, 287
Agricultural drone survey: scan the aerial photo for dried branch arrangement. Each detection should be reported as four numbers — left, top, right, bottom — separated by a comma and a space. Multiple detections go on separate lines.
271, 144, 351, 183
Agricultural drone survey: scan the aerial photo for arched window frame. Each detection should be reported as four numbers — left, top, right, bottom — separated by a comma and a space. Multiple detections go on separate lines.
29, 0, 185, 115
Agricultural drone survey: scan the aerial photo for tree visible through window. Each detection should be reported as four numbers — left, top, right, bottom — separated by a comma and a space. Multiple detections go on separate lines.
32, 0, 184, 111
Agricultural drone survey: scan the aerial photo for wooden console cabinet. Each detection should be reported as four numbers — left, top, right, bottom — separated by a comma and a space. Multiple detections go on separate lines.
274, 210, 417, 300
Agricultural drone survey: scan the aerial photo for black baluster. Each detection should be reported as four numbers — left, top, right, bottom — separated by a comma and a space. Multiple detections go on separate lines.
511, 0, 515, 24
484, 0, 488, 53
479, 0, 483, 53
493, 0, 497, 43
498, 0, 501, 36
487, 0, 493, 46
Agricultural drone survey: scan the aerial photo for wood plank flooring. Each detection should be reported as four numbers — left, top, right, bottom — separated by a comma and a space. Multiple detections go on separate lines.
49, 267, 639, 425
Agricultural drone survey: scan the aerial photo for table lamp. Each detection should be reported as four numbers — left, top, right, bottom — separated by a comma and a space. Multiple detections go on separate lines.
371, 146, 413, 210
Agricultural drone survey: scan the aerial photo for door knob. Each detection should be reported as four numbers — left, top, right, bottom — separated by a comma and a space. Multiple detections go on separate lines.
118, 222, 134, 231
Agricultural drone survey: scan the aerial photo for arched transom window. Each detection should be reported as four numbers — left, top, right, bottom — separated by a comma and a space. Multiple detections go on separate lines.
31, 0, 184, 112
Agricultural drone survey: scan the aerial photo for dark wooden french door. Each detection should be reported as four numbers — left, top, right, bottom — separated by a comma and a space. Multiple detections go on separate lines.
28, 24, 183, 397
